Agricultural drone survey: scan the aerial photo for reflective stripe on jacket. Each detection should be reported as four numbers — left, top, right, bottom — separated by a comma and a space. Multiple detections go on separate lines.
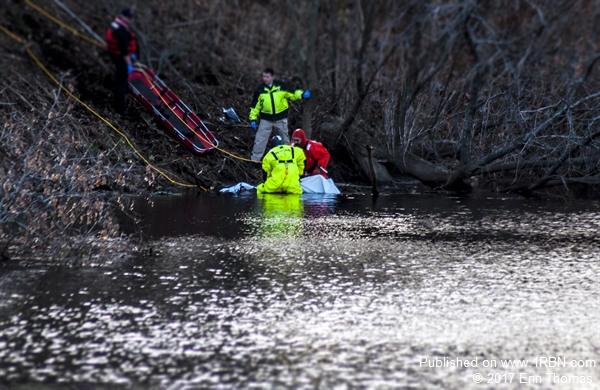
105, 17, 137, 56
257, 145, 306, 194
249, 81, 303, 121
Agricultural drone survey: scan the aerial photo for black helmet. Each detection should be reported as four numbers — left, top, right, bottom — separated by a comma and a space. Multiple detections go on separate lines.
121, 8, 135, 19
270, 135, 283, 147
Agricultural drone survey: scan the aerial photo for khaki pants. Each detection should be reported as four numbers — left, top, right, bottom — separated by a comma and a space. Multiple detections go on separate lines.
251, 119, 290, 161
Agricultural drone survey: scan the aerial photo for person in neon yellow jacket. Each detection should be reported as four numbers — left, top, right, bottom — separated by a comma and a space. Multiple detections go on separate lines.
248, 68, 310, 161
257, 136, 306, 194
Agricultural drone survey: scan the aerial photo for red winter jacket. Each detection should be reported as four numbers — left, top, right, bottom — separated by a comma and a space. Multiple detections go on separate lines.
291, 129, 330, 178
105, 17, 137, 57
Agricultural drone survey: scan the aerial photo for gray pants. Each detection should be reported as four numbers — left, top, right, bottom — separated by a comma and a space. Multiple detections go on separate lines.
251, 118, 290, 161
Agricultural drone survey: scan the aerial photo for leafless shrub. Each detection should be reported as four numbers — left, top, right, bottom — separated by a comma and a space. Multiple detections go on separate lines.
0, 70, 146, 263
6, 0, 600, 203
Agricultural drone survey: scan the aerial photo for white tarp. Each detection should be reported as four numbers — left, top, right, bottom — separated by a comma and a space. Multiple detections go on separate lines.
219, 182, 256, 193
300, 175, 341, 194
220, 176, 340, 194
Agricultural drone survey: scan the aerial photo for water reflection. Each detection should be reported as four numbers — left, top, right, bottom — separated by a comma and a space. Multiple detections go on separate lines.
0, 194, 598, 389
257, 193, 304, 239
302, 194, 338, 218
124, 194, 258, 239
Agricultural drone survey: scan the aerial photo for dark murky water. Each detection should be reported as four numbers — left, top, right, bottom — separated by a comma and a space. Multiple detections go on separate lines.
1, 193, 599, 389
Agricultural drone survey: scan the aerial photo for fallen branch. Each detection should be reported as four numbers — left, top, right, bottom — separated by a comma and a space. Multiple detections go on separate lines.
4, 83, 39, 112
526, 130, 600, 192
53, 0, 106, 45
473, 157, 596, 175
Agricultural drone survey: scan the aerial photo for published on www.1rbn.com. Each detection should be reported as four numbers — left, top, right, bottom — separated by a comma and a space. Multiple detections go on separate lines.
419, 356, 596, 386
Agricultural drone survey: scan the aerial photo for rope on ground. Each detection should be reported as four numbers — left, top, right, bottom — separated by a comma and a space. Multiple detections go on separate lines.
53, 0, 107, 46
0, 25, 203, 190
24, 0, 105, 49
25, 0, 262, 165
0, 24, 23, 43
139, 68, 261, 164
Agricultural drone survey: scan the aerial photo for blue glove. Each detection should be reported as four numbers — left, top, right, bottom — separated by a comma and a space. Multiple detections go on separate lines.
127, 63, 133, 75
302, 90, 311, 99
130, 54, 137, 62
251, 121, 257, 130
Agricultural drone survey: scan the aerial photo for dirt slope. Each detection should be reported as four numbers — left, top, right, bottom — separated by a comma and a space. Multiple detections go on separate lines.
2, 0, 332, 195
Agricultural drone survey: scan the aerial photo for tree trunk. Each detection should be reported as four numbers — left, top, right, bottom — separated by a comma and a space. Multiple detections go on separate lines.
302, 0, 320, 138
327, 0, 339, 115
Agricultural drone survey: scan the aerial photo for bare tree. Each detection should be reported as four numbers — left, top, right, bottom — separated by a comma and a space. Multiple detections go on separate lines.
300, 0, 320, 137
333, 0, 600, 193
8, 0, 600, 197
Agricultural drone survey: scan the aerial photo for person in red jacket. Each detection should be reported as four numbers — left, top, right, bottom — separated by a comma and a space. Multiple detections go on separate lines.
291, 128, 331, 178
105, 8, 137, 115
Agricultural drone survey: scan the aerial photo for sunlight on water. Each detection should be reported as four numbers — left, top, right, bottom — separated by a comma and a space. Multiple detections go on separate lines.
0, 194, 598, 389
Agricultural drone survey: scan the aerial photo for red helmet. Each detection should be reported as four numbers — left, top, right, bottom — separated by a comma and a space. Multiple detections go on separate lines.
292, 128, 308, 148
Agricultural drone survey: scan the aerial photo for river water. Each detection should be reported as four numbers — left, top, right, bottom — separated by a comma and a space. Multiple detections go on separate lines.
0, 192, 598, 389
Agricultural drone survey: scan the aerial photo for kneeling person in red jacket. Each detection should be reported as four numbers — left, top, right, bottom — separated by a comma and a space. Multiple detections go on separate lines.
291, 129, 330, 178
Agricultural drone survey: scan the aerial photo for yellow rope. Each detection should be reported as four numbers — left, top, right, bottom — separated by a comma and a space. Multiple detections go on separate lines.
1, 25, 202, 189
17, 0, 261, 175
24, 0, 105, 49
25, 0, 262, 165
0, 24, 23, 43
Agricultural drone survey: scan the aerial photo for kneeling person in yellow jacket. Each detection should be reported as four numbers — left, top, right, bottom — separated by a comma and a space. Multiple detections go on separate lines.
257, 136, 306, 194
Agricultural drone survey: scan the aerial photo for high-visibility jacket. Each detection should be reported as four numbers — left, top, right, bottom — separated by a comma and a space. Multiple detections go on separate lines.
257, 145, 306, 194
249, 81, 303, 121
105, 17, 137, 57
